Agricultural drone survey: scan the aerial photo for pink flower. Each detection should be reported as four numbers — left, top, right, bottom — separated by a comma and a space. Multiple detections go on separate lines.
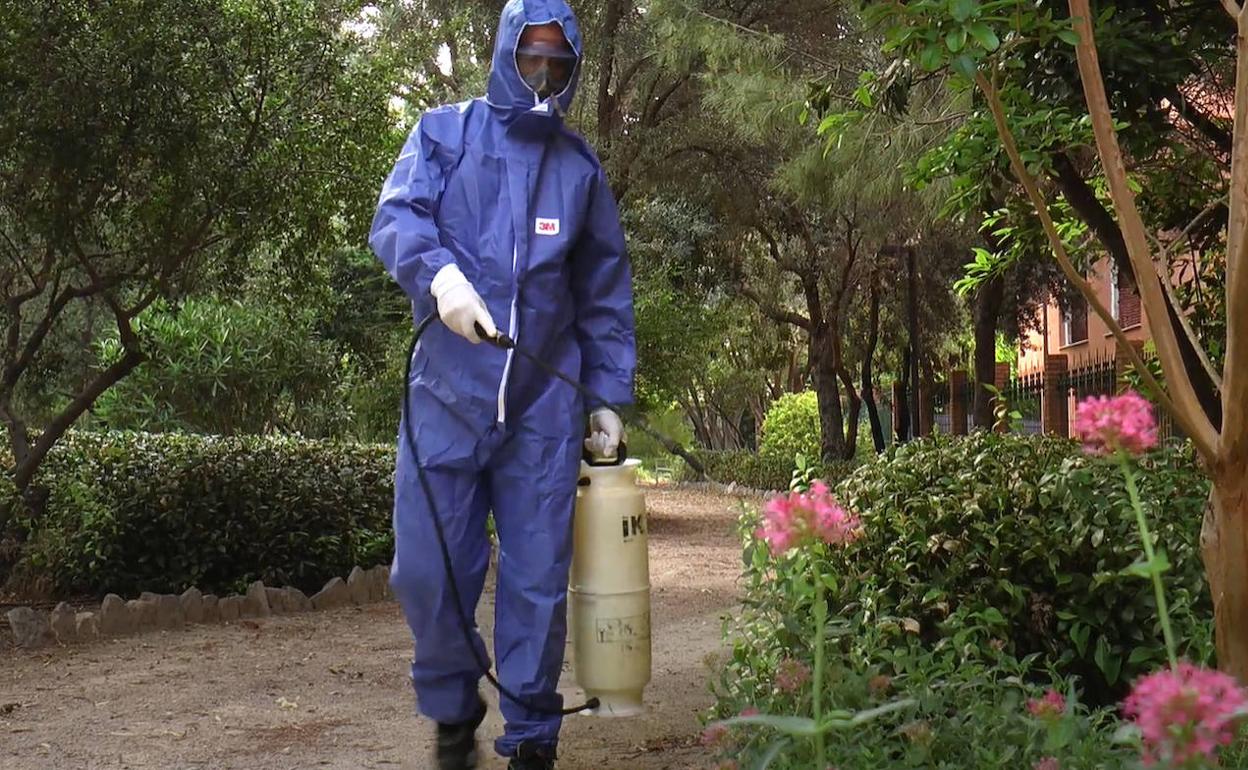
1027, 689, 1066, 719
701, 723, 729, 748
1032, 758, 1060, 770
757, 483, 861, 555
1073, 391, 1158, 456
775, 657, 811, 693
739, 706, 760, 717
1122, 663, 1248, 766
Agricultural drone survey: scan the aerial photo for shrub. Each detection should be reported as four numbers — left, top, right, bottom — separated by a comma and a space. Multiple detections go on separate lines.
725, 433, 1211, 708
14, 431, 396, 597
760, 391, 821, 463
92, 298, 351, 437
708, 625, 1136, 769
689, 450, 797, 490
682, 450, 857, 492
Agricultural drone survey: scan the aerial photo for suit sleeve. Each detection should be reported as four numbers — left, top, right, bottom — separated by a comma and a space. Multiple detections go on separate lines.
368, 118, 457, 300
569, 167, 637, 408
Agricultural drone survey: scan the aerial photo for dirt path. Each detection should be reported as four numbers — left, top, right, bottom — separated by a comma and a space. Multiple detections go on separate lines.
1, 488, 744, 770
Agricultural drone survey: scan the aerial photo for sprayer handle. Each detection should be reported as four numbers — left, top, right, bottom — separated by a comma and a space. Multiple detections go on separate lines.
583, 440, 628, 467
473, 322, 514, 349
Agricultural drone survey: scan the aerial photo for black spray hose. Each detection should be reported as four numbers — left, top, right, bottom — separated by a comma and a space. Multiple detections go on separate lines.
402, 313, 599, 717
403, 313, 704, 716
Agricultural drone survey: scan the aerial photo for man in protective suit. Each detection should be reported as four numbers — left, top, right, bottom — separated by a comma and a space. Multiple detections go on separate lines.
368, 1, 636, 768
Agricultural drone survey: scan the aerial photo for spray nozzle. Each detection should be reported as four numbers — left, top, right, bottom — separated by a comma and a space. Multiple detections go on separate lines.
474, 322, 514, 350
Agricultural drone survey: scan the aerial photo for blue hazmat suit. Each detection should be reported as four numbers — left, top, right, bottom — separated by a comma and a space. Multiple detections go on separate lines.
368, 0, 636, 758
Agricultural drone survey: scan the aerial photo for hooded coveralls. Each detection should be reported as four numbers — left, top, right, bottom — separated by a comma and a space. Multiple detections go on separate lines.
367, 0, 636, 757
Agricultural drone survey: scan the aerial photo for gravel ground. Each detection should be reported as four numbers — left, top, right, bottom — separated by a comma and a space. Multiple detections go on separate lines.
1, 488, 746, 770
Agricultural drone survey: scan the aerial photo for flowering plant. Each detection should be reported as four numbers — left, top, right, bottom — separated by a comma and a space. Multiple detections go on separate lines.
1076, 391, 1248, 767
709, 477, 912, 767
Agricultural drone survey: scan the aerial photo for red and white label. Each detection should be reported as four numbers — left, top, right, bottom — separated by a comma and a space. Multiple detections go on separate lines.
535, 218, 560, 236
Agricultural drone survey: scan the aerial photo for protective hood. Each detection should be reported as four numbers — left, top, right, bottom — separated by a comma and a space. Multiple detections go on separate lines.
486, 0, 583, 121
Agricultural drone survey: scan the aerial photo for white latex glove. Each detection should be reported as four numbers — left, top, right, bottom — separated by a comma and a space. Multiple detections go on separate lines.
585, 408, 624, 459
431, 264, 496, 344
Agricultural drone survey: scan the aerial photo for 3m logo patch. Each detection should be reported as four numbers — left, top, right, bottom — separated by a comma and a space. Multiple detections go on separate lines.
535, 218, 560, 236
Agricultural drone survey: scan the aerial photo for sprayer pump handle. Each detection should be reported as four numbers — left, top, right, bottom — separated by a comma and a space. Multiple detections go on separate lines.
474, 322, 514, 349
584, 440, 628, 467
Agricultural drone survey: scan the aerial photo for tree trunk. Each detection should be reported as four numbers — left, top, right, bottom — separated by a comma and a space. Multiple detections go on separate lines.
862, 357, 885, 453
897, 347, 913, 442
595, 0, 628, 148
862, 278, 886, 452
681, 392, 712, 449
906, 246, 922, 436
841, 367, 862, 461
811, 332, 846, 463
973, 274, 1006, 429
1201, 472, 1248, 679
1051, 151, 1223, 429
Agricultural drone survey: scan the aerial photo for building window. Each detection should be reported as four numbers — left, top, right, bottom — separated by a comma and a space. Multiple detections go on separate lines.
1062, 292, 1088, 347
1115, 262, 1142, 329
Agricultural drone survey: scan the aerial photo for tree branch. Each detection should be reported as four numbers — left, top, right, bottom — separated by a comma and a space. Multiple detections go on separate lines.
1222, 10, 1248, 465
1051, 150, 1223, 425
13, 347, 145, 490
2, 279, 95, 392
1147, 197, 1229, 391
1166, 86, 1233, 157
756, 225, 804, 276
1062, 3, 1221, 457
976, 67, 1217, 460
739, 284, 811, 330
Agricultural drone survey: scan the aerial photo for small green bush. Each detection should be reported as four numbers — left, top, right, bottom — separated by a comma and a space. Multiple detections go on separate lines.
759, 391, 821, 463
15, 431, 395, 597
725, 433, 1211, 707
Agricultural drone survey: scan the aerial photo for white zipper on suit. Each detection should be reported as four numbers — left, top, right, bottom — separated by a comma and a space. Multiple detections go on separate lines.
497, 244, 520, 424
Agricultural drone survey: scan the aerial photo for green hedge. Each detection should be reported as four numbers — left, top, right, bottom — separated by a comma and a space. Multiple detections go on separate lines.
684, 450, 856, 492
13, 431, 395, 597
727, 432, 1212, 707
689, 450, 796, 490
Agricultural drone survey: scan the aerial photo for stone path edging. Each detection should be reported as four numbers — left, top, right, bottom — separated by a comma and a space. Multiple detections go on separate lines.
5, 564, 392, 650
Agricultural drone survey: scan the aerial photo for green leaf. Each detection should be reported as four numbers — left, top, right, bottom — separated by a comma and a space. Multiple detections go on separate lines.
1128, 646, 1157, 665
1071, 623, 1091, 657
978, 607, 1006, 625
946, 27, 968, 53
1044, 717, 1077, 752
951, 0, 976, 22
717, 714, 820, 736
1056, 28, 1080, 46
948, 52, 976, 80
845, 698, 918, 726
1094, 635, 1122, 684
919, 43, 945, 71
968, 22, 1000, 51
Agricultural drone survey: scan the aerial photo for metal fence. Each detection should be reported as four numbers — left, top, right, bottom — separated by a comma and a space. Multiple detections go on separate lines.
921, 352, 1184, 442
1060, 353, 1118, 437
1002, 370, 1044, 435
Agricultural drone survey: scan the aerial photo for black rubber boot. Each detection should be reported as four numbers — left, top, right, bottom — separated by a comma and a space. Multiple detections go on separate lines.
507, 742, 557, 770
435, 696, 488, 770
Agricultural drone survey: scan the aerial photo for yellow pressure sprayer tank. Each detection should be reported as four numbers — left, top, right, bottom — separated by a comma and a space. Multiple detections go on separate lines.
568, 449, 651, 717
